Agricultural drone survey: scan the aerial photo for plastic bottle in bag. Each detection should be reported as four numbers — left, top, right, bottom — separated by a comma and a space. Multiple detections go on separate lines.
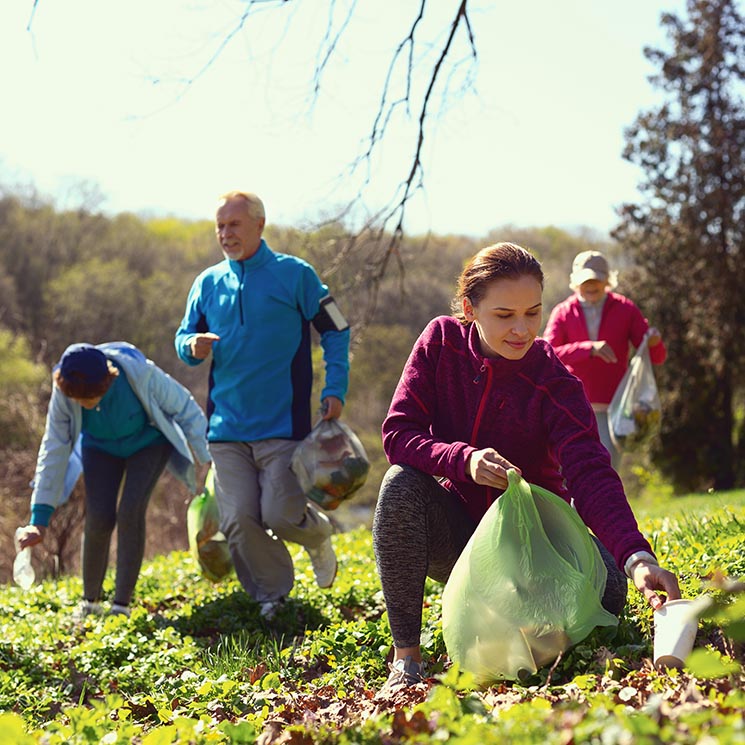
13, 527, 35, 590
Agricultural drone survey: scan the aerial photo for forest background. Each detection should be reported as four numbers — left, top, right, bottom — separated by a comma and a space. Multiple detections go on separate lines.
1, 0, 745, 588
0, 192, 740, 586
0, 196, 624, 581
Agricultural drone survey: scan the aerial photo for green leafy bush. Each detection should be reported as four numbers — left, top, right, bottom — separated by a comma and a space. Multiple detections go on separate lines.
0, 330, 47, 447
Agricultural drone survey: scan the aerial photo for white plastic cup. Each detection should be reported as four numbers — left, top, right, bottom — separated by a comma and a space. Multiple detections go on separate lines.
653, 599, 698, 669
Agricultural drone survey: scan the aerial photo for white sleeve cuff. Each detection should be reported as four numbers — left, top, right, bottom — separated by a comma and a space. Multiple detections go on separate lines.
624, 550, 658, 578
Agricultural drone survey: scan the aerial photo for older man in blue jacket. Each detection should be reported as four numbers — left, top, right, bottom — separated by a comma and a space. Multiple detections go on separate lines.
175, 191, 350, 620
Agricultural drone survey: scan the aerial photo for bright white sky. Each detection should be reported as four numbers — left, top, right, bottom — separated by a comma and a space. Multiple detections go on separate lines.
0, 0, 687, 237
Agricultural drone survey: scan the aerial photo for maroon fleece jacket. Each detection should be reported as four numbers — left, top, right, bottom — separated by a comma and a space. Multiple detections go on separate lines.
382, 315, 654, 570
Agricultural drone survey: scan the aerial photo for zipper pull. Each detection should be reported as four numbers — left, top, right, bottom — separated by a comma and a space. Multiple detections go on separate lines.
473, 364, 486, 384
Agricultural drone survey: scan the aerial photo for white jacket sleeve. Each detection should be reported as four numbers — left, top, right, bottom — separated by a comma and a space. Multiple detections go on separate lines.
30, 384, 80, 509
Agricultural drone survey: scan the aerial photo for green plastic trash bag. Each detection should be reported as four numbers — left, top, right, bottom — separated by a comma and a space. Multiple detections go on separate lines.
442, 470, 618, 684
186, 467, 233, 582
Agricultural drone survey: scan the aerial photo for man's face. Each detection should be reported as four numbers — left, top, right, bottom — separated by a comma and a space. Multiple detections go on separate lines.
215, 198, 265, 261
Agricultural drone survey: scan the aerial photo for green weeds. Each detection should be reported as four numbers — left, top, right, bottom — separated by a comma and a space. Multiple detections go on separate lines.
0, 499, 743, 743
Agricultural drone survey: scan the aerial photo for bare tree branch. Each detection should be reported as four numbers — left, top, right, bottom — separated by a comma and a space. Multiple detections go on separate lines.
26, 0, 479, 327
312, 0, 358, 97
323, 0, 477, 324
384, 0, 475, 242
26, 0, 41, 31
175, 0, 291, 94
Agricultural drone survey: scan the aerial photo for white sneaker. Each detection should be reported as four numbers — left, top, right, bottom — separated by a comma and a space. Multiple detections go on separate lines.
72, 600, 103, 622
259, 598, 285, 621
306, 537, 337, 589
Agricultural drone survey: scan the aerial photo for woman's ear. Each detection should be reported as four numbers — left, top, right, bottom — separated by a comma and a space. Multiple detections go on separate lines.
463, 298, 474, 321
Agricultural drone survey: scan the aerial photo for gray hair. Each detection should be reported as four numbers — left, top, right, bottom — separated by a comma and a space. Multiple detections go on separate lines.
218, 191, 266, 221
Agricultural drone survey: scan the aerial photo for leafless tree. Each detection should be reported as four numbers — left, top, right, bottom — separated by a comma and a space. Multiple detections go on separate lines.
310, 1, 477, 283
191, 1, 477, 317
28, 0, 479, 320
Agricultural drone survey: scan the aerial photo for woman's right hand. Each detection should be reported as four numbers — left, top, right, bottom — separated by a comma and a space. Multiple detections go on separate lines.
16, 525, 46, 549
630, 560, 681, 610
467, 448, 520, 490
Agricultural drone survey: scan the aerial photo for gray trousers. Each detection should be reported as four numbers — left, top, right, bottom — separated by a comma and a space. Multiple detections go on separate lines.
209, 440, 333, 603
373, 464, 628, 649
595, 410, 621, 471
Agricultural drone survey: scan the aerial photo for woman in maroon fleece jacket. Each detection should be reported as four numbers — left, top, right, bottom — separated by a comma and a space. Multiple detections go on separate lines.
373, 242, 679, 691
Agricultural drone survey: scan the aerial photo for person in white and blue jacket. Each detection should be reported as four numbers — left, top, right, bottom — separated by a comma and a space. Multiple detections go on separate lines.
175, 191, 350, 620
16, 342, 210, 619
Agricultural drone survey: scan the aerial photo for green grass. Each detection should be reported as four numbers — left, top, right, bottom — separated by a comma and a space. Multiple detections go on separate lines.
636, 487, 745, 518
1, 490, 744, 743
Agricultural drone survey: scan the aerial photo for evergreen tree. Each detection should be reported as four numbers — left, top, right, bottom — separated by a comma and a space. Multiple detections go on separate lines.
614, 0, 745, 490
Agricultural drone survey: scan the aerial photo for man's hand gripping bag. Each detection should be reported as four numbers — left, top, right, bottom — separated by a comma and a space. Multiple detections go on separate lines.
291, 419, 370, 510
442, 470, 618, 684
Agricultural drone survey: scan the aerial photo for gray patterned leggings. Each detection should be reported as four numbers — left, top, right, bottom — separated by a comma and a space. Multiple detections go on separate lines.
372, 464, 628, 649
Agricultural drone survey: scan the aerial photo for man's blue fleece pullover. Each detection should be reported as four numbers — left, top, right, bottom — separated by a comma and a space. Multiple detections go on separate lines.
175, 240, 350, 442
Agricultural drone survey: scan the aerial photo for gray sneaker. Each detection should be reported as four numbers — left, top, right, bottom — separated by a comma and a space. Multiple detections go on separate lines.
306, 537, 337, 588
383, 655, 426, 689
109, 603, 131, 618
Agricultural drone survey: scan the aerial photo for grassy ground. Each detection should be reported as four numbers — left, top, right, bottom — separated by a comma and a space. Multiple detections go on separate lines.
1, 488, 743, 743
634, 487, 745, 517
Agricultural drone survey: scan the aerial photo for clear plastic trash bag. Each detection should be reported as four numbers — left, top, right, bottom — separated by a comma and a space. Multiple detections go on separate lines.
608, 334, 661, 450
186, 467, 233, 582
442, 470, 618, 684
291, 419, 370, 510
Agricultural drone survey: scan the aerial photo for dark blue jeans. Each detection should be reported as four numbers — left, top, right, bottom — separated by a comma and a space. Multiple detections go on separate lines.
81, 441, 172, 606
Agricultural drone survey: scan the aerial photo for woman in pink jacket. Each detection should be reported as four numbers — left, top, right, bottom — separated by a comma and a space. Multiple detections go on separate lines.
543, 251, 666, 469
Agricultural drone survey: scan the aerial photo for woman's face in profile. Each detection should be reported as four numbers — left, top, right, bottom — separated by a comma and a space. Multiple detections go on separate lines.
464, 276, 543, 361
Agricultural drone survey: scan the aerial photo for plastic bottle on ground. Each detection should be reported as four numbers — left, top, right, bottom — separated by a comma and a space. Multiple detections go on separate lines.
13, 528, 35, 590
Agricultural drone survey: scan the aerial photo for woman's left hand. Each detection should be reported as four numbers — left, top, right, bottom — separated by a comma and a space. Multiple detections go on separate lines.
631, 561, 681, 609
196, 461, 212, 493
